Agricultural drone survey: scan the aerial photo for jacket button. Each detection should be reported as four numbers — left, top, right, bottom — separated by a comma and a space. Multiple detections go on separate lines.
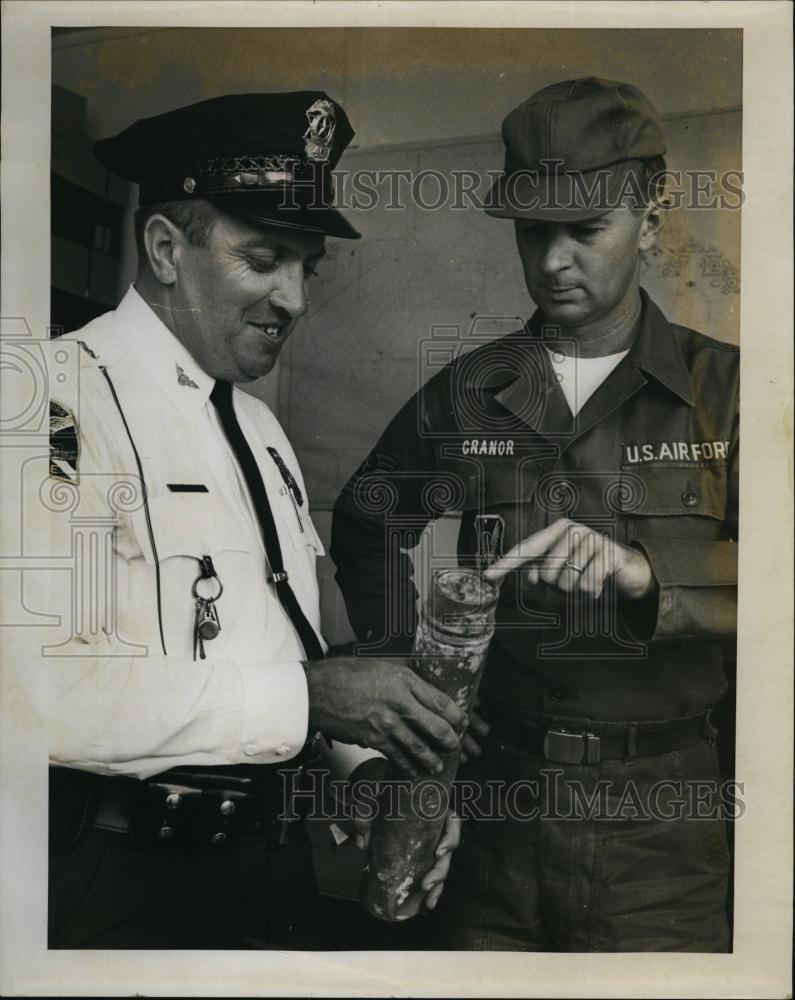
211, 831, 227, 846
548, 686, 567, 703
682, 490, 700, 507
166, 793, 181, 810
220, 799, 235, 817
157, 825, 174, 840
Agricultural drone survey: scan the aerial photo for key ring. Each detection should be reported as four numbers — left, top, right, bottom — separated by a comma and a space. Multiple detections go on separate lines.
192, 556, 224, 659
192, 554, 223, 602
192, 574, 223, 602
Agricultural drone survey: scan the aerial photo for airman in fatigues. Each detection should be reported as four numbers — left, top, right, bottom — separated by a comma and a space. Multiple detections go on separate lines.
331, 78, 738, 952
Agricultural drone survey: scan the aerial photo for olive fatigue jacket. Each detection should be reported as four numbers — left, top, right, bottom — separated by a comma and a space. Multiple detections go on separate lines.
331, 290, 739, 723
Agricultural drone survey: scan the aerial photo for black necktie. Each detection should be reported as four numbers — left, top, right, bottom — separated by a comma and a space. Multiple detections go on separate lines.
210, 380, 325, 661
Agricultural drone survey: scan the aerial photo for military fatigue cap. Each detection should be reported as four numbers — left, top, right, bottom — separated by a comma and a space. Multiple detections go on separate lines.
486, 77, 666, 221
94, 91, 360, 239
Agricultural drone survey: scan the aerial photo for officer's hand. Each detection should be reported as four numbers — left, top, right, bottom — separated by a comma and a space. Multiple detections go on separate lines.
460, 697, 489, 763
484, 517, 655, 600
352, 806, 461, 912
304, 657, 468, 776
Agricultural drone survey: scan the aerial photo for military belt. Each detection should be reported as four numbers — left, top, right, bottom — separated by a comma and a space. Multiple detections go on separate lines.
482, 705, 715, 765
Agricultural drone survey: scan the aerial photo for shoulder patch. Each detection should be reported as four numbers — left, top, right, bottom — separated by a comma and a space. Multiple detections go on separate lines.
50, 400, 79, 482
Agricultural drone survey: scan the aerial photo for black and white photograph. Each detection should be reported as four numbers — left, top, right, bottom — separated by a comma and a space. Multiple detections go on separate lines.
1, 2, 792, 996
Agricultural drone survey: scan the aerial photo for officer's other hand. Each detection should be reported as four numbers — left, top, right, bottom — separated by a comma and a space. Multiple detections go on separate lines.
304, 657, 467, 776
418, 810, 461, 910
484, 516, 655, 600
348, 754, 384, 851
352, 804, 461, 912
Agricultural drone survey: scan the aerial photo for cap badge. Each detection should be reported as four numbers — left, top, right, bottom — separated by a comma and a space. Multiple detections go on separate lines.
303, 99, 336, 162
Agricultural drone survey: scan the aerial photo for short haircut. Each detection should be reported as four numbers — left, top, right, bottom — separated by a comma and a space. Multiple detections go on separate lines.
134, 198, 218, 271
636, 155, 668, 208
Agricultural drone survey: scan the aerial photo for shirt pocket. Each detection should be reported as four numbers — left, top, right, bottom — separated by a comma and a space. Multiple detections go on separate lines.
125, 494, 256, 651
272, 484, 325, 555
617, 464, 729, 542
447, 457, 540, 560
131, 494, 253, 564
304, 512, 326, 556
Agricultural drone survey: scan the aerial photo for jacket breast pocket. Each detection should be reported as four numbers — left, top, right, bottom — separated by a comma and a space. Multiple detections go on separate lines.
617, 464, 729, 542
446, 457, 540, 559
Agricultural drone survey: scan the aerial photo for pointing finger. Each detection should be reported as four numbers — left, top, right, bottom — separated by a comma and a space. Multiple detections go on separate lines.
484, 518, 571, 581
578, 533, 606, 596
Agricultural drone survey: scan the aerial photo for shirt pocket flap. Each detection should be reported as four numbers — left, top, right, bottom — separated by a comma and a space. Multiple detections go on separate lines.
133, 494, 253, 564
616, 465, 728, 520
443, 458, 540, 512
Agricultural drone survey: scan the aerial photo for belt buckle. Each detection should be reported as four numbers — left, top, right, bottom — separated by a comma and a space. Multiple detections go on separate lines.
543, 728, 601, 764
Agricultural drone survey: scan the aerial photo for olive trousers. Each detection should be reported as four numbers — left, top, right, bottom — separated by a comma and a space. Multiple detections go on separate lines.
431, 732, 732, 952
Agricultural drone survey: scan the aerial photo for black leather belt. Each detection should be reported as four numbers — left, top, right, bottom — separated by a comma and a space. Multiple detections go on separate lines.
483, 708, 715, 765
50, 759, 314, 851
96, 764, 306, 847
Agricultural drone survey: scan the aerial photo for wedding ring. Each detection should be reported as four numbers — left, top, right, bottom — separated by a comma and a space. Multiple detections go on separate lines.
564, 560, 584, 573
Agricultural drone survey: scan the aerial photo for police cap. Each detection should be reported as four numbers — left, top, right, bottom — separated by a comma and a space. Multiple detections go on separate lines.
94, 91, 360, 239
486, 77, 666, 221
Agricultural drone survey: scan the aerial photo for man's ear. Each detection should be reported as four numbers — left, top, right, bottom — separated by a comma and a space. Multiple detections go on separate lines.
143, 214, 185, 285
638, 203, 665, 252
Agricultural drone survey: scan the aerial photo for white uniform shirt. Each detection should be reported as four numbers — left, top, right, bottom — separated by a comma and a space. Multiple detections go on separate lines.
44, 286, 326, 779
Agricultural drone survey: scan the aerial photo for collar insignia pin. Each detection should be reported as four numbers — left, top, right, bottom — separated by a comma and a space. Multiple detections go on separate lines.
176, 363, 199, 389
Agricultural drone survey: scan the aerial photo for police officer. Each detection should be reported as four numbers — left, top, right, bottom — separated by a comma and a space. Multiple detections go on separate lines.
331, 78, 738, 951
45, 92, 465, 949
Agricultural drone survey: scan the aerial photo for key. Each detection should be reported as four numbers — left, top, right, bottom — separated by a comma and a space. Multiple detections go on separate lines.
193, 598, 205, 660
197, 597, 221, 641
193, 597, 221, 660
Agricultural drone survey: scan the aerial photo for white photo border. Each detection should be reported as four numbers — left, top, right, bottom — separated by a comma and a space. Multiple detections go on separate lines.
1, 2, 792, 997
